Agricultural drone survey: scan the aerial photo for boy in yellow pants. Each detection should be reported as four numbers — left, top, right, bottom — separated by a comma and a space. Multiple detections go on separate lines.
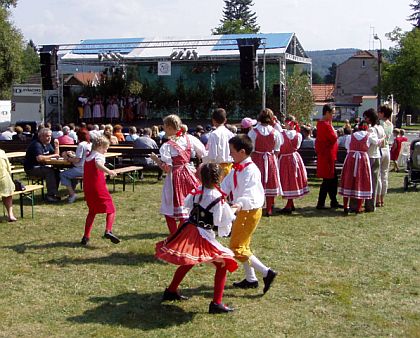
221, 134, 277, 294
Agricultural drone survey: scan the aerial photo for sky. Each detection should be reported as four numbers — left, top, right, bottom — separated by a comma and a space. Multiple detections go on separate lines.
10, 0, 414, 51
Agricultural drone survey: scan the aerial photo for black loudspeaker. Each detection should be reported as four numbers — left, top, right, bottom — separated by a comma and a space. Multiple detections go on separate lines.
239, 45, 257, 90
272, 84, 280, 97
40, 45, 58, 90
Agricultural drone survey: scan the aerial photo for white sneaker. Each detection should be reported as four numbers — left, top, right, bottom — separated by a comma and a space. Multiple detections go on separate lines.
68, 194, 77, 203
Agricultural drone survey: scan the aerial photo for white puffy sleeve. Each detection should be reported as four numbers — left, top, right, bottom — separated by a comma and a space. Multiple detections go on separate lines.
212, 200, 235, 237
188, 134, 206, 159
159, 142, 173, 165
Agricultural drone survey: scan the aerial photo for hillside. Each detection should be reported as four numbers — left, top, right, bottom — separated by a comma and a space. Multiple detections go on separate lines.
307, 48, 359, 77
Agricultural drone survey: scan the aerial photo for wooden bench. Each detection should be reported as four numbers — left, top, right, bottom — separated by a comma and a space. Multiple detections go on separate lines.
297, 147, 347, 177
11, 184, 44, 219
10, 168, 25, 178
74, 165, 144, 192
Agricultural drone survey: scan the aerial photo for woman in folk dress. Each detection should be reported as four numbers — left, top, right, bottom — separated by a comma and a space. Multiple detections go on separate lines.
277, 116, 309, 214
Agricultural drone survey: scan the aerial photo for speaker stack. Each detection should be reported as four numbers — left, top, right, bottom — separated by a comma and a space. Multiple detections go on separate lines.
237, 38, 260, 90
40, 45, 58, 90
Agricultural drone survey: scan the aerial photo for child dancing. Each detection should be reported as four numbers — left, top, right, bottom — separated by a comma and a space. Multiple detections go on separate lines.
221, 134, 277, 294
339, 121, 374, 214
156, 163, 238, 314
151, 114, 206, 234
81, 136, 120, 245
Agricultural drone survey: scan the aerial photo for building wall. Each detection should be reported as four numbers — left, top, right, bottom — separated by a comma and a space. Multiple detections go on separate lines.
334, 56, 378, 103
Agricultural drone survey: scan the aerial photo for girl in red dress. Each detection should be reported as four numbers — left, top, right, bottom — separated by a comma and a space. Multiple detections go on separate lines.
81, 136, 120, 245
277, 116, 309, 214
248, 108, 282, 216
151, 114, 206, 234
339, 121, 373, 214
156, 163, 238, 314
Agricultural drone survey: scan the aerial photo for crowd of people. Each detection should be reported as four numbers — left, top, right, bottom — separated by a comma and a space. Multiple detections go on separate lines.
1, 103, 418, 314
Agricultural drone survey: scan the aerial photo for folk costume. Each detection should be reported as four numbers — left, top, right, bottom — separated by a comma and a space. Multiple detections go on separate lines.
339, 132, 373, 198
82, 151, 117, 242
278, 130, 309, 199
159, 133, 205, 234
248, 124, 282, 215
221, 157, 277, 293
202, 125, 234, 178
156, 186, 238, 311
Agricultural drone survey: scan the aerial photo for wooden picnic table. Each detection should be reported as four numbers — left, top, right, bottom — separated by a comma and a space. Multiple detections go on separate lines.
5, 151, 26, 159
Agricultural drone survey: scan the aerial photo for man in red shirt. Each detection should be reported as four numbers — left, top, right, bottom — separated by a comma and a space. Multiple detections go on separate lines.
57, 126, 76, 145
315, 105, 342, 209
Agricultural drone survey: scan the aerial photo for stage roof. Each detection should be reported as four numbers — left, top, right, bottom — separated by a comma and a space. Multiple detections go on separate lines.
59, 33, 311, 65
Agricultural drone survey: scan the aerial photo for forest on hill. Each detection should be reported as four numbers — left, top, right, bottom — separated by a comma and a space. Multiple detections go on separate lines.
307, 48, 359, 78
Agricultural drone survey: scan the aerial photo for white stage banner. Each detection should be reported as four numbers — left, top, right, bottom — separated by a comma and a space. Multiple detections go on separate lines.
158, 61, 171, 76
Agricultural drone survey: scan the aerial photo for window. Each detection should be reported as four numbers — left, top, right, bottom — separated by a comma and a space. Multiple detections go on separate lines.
362, 60, 366, 68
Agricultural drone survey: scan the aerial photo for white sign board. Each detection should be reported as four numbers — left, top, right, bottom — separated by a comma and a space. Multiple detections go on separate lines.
0, 101, 11, 123
158, 61, 171, 76
13, 86, 42, 97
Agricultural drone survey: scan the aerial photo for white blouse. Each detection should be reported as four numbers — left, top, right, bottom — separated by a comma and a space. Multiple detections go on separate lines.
184, 187, 235, 237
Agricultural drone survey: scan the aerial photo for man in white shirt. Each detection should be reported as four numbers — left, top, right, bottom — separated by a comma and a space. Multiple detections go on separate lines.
202, 108, 234, 178
221, 134, 277, 294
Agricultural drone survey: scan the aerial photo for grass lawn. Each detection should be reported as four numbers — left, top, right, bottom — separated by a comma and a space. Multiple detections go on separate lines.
0, 172, 418, 337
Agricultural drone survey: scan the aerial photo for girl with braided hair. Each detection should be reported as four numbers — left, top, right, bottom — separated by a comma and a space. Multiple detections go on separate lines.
156, 163, 238, 314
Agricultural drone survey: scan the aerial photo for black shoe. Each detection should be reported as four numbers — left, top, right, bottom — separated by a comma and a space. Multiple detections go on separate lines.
316, 204, 328, 210
232, 279, 259, 289
209, 302, 234, 314
291, 205, 296, 211
278, 207, 292, 215
104, 231, 120, 244
330, 202, 344, 209
263, 269, 277, 294
46, 195, 60, 203
343, 208, 349, 216
162, 288, 189, 302
80, 236, 89, 245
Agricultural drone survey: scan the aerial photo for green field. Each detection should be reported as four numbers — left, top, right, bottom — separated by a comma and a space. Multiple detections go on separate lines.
0, 172, 418, 337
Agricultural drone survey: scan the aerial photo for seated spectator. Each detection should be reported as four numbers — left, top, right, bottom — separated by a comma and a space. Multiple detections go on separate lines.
103, 124, 118, 145
68, 123, 78, 143
300, 125, 315, 149
240, 117, 257, 134
125, 126, 139, 142
23, 124, 33, 139
338, 126, 352, 148
0, 126, 16, 140
113, 124, 125, 142
24, 128, 61, 203
133, 127, 163, 180
151, 125, 162, 147
51, 124, 63, 140
200, 125, 213, 145
60, 129, 92, 203
57, 126, 75, 145
12, 126, 27, 142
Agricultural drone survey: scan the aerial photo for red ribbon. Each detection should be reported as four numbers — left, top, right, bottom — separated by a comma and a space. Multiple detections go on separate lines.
176, 129, 183, 137
214, 185, 227, 204
232, 162, 251, 188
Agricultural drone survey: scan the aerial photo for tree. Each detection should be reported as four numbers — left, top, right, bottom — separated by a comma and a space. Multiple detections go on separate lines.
212, 0, 259, 34
21, 40, 40, 82
382, 28, 420, 126
0, 6, 23, 99
0, 0, 17, 8
323, 62, 337, 84
286, 71, 314, 123
408, 0, 420, 27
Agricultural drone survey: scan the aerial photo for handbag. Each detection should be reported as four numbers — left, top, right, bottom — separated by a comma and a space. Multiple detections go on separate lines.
14, 179, 26, 191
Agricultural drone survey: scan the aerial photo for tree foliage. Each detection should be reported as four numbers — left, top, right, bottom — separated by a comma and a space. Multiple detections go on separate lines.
0, 6, 23, 99
0, 0, 17, 8
408, 0, 420, 27
286, 71, 314, 123
323, 62, 337, 84
382, 28, 420, 111
212, 0, 259, 34
21, 40, 40, 82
